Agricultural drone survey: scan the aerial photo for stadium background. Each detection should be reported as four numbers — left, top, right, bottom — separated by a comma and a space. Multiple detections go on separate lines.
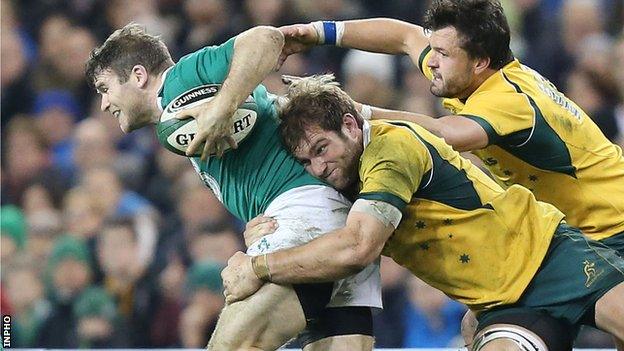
1, 0, 623, 348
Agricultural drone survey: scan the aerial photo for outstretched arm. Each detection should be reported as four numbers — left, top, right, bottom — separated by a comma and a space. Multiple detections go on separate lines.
279, 18, 429, 66
367, 106, 489, 152
341, 19, 429, 59
180, 26, 284, 159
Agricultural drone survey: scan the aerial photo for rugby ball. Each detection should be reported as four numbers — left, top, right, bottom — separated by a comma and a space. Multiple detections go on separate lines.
156, 84, 258, 157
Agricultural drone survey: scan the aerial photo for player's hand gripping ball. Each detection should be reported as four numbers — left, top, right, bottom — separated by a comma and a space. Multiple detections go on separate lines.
157, 84, 257, 157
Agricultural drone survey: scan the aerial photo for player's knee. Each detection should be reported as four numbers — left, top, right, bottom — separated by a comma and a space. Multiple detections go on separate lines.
472, 324, 547, 351
254, 322, 304, 351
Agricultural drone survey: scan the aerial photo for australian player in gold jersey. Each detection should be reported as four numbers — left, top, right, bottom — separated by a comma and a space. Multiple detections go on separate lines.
221, 75, 624, 351
277, 0, 624, 346
279, 0, 624, 252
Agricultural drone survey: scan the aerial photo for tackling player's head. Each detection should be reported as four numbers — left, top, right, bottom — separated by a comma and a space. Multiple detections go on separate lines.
279, 74, 363, 190
85, 24, 174, 133
423, 0, 514, 98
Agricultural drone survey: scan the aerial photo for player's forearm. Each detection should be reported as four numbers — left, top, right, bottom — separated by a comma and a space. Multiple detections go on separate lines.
340, 18, 426, 56
217, 26, 284, 111
370, 106, 445, 137
264, 227, 373, 284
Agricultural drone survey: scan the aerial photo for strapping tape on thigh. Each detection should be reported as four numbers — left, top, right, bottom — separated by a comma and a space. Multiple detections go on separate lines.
473, 326, 547, 351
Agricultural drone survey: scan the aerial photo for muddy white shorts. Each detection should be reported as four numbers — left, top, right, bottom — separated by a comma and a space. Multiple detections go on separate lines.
247, 185, 382, 309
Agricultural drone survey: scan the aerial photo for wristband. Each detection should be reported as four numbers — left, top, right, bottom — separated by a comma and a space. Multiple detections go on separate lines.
251, 254, 272, 281
312, 21, 345, 46
360, 104, 373, 120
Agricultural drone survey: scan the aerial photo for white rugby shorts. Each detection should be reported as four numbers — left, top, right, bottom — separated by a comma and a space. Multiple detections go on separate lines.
246, 185, 382, 309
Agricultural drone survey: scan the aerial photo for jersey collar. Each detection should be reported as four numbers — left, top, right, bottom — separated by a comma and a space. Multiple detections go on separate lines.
362, 120, 372, 148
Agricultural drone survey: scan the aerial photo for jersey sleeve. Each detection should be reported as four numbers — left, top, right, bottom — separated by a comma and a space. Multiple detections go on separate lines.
169, 36, 236, 89
195, 37, 236, 83
418, 46, 434, 81
358, 128, 431, 211
174, 36, 276, 120
459, 91, 535, 146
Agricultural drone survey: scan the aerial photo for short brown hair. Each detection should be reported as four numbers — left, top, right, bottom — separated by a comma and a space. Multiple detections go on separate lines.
279, 74, 361, 153
424, 0, 514, 69
85, 23, 173, 87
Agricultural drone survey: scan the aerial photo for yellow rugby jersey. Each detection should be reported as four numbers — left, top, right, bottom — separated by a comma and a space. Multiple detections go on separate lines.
359, 120, 564, 311
418, 47, 624, 240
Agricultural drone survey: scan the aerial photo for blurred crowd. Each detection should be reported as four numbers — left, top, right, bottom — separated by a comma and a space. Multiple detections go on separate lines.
1, 0, 622, 348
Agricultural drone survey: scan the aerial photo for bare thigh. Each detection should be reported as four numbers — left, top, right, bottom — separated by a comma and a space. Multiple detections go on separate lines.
304, 334, 374, 351
461, 310, 479, 346
208, 283, 306, 351
595, 281, 624, 342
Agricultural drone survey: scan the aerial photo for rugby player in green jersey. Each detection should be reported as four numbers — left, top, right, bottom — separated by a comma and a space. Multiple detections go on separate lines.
86, 24, 381, 351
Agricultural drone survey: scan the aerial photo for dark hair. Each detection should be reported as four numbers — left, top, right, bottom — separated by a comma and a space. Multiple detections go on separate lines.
278, 75, 361, 153
85, 23, 173, 87
424, 0, 514, 69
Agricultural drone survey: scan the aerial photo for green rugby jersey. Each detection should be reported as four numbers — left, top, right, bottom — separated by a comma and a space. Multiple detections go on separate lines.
157, 37, 324, 221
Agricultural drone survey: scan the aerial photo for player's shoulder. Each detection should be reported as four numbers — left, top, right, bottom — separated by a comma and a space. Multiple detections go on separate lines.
366, 120, 430, 162
173, 37, 236, 69
369, 120, 427, 147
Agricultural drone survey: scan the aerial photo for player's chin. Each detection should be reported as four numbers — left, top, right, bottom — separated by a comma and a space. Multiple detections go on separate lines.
429, 83, 444, 97
120, 119, 146, 133
119, 122, 131, 133
327, 176, 348, 191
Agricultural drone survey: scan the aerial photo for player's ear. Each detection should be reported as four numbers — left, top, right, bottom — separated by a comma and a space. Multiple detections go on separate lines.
342, 113, 360, 137
131, 65, 149, 88
473, 56, 490, 75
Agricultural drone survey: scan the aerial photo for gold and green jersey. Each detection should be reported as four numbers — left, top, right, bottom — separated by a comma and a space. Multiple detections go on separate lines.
418, 47, 624, 240
359, 120, 563, 311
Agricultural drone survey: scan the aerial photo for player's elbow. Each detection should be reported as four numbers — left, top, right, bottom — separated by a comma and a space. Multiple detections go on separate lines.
436, 116, 488, 152
437, 123, 472, 152
437, 127, 462, 150
248, 26, 285, 50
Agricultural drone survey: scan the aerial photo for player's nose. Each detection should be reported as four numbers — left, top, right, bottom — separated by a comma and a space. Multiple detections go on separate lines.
427, 53, 439, 68
309, 158, 327, 178
100, 95, 110, 112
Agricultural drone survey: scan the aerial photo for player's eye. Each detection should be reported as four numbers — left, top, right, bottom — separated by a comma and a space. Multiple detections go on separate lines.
316, 145, 326, 155
433, 49, 448, 57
